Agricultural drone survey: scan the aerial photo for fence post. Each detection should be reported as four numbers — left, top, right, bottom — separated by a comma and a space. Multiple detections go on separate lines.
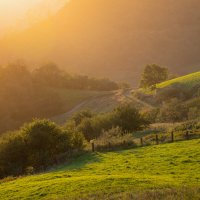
140, 137, 143, 147
186, 131, 189, 140
123, 140, 126, 146
171, 131, 174, 143
156, 134, 159, 145
108, 142, 111, 150
91, 142, 95, 152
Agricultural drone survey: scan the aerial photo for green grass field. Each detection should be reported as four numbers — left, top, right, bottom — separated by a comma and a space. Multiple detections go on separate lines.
156, 71, 200, 89
1, 139, 200, 200
138, 71, 200, 96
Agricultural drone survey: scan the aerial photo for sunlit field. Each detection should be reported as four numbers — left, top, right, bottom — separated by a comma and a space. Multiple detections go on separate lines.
0, 139, 200, 199
157, 71, 200, 89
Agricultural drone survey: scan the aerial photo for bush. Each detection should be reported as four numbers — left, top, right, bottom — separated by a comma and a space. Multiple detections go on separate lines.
157, 98, 188, 122
74, 104, 149, 141
72, 110, 94, 126
0, 119, 85, 178
21, 119, 74, 169
95, 127, 136, 151
112, 104, 149, 132
0, 132, 27, 178
77, 113, 114, 141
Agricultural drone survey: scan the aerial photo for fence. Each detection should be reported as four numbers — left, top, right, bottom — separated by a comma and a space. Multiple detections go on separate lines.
90, 130, 200, 152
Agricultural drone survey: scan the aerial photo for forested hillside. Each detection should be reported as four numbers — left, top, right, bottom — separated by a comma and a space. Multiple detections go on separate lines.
0, 63, 118, 133
1, 0, 200, 85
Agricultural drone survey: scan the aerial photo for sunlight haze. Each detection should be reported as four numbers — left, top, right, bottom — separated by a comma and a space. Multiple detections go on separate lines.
0, 0, 68, 35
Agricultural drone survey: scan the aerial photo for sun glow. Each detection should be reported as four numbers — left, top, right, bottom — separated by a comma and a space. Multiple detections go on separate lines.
0, 0, 68, 35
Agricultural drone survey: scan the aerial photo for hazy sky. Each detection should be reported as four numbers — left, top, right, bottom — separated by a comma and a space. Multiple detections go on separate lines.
0, 0, 68, 35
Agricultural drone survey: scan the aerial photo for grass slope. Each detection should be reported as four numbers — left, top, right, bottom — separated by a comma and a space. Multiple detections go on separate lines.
50, 88, 105, 112
157, 71, 200, 89
51, 89, 151, 124
1, 139, 200, 199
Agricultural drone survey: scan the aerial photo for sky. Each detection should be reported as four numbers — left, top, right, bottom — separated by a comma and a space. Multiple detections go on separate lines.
0, 0, 68, 35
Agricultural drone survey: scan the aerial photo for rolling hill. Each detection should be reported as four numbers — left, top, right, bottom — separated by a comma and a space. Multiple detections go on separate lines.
157, 71, 200, 90
0, 139, 200, 199
1, 0, 200, 86
44, 71, 200, 124
51, 89, 152, 124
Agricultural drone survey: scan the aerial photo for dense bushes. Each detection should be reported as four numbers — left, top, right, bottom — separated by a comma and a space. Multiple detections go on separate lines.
112, 104, 149, 132
95, 127, 136, 151
143, 98, 200, 123
68, 104, 149, 141
0, 119, 85, 178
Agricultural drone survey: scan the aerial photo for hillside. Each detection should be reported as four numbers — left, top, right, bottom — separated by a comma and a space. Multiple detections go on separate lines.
51, 89, 152, 124
139, 71, 200, 96
157, 71, 200, 90
0, 139, 200, 199
1, 0, 200, 86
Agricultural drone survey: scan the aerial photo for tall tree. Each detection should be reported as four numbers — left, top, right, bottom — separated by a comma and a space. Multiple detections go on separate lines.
140, 64, 168, 88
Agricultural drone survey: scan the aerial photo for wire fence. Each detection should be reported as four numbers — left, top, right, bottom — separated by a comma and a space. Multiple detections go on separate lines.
90, 130, 200, 152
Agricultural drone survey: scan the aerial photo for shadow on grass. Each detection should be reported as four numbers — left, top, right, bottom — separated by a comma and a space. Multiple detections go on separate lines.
53, 152, 102, 172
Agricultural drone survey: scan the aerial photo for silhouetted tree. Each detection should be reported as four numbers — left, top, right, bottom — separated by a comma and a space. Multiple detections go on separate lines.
140, 64, 168, 88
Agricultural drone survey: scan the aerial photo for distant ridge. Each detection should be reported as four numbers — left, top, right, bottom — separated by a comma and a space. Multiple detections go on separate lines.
1, 0, 200, 86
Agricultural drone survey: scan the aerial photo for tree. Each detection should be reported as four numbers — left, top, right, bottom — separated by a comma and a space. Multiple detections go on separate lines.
72, 110, 94, 126
112, 104, 149, 132
0, 119, 86, 178
140, 64, 168, 88
21, 119, 74, 169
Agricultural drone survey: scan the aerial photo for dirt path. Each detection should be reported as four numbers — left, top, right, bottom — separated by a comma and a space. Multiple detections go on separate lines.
123, 89, 155, 109
51, 89, 154, 124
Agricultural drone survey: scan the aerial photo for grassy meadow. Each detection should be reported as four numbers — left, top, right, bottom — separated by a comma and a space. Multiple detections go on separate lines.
138, 71, 200, 96
0, 139, 200, 200
156, 71, 200, 89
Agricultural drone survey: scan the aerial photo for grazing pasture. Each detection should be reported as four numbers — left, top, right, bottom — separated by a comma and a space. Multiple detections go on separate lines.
0, 139, 200, 200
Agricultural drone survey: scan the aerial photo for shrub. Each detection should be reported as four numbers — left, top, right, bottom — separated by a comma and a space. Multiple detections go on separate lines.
75, 104, 149, 141
21, 119, 74, 169
95, 127, 136, 151
157, 98, 188, 122
72, 110, 94, 126
0, 132, 27, 178
112, 104, 149, 132
77, 113, 113, 141
0, 119, 85, 178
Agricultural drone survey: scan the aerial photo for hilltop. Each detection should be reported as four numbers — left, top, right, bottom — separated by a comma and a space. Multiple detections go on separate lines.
157, 71, 200, 90
0, 139, 200, 199
1, 0, 200, 86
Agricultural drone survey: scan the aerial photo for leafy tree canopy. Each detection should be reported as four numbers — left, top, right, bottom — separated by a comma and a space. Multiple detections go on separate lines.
140, 64, 168, 88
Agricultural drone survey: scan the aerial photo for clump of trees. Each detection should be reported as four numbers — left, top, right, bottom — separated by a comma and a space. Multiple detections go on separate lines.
0, 103, 149, 179
32, 63, 119, 91
68, 104, 150, 141
0, 62, 119, 133
140, 64, 168, 88
144, 97, 200, 123
0, 119, 85, 178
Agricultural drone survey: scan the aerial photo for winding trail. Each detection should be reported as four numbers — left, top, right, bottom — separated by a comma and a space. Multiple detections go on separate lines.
51, 89, 153, 124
